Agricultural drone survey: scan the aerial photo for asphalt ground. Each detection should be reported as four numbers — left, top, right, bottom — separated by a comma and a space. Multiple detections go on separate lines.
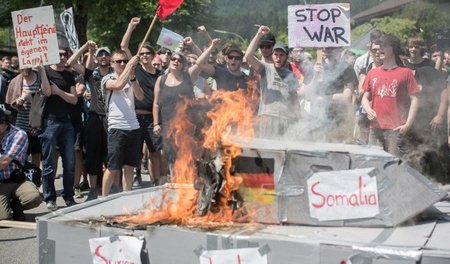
0, 162, 154, 264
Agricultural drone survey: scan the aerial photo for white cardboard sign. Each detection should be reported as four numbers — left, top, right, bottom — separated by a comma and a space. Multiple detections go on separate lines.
156, 27, 184, 51
288, 3, 351, 48
199, 247, 268, 264
307, 168, 379, 221
89, 236, 143, 264
60, 7, 79, 52
11, 5, 60, 69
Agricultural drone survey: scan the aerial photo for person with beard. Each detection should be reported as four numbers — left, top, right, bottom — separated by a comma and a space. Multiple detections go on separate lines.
120, 17, 164, 187
68, 42, 113, 200
197, 39, 248, 91
245, 25, 299, 138
41, 47, 78, 210
361, 34, 420, 157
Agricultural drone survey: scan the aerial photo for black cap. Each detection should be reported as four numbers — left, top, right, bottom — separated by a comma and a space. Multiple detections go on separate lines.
224, 44, 244, 56
260, 32, 276, 44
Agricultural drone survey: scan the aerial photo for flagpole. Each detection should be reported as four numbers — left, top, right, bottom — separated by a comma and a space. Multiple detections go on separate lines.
136, 11, 159, 55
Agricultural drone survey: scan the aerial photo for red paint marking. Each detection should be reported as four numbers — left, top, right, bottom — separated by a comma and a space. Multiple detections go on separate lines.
237, 254, 241, 264
94, 245, 109, 264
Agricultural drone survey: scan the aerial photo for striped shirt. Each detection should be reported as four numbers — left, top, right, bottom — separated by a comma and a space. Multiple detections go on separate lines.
0, 125, 28, 181
15, 73, 41, 132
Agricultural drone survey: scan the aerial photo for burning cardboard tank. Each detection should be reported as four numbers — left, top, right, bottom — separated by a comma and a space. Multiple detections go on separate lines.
37, 89, 450, 263
37, 139, 450, 264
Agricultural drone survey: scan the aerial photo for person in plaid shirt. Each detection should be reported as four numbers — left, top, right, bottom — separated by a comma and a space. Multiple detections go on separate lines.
0, 108, 41, 220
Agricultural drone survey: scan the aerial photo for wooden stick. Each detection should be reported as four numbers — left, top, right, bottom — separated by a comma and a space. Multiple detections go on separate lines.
136, 14, 159, 56
0, 220, 36, 230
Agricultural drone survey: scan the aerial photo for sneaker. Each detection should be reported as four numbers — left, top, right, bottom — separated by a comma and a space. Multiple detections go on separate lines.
65, 199, 77, 207
79, 181, 90, 191
46, 201, 58, 211
74, 187, 84, 199
133, 175, 142, 188
85, 188, 98, 201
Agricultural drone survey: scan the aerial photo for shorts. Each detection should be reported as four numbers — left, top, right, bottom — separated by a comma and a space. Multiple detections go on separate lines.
107, 128, 142, 170
137, 114, 163, 153
73, 121, 84, 151
84, 113, 108, 176
26, 131, 41, 155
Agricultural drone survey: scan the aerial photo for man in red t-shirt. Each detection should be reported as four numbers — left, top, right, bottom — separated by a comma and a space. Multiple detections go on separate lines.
361, 34, 420, 156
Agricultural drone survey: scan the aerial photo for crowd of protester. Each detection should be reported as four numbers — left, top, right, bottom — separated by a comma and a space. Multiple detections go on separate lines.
1, 17, 450, 220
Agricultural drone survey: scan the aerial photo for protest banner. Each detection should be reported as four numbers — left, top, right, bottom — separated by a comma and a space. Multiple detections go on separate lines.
60, 7, 79, 52
11, 5, 60, 69
156, 27, 184, 51
288, 3, 351, 48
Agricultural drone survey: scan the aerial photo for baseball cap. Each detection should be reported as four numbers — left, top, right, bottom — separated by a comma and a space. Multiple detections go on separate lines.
224, 44, 244, 56
273, 43, 289, 54
260, 32, 276, 44
95, 47, 111, 57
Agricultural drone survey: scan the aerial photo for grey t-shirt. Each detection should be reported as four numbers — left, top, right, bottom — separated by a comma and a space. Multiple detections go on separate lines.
101, 73, 139, 130
258, 61, 298, 119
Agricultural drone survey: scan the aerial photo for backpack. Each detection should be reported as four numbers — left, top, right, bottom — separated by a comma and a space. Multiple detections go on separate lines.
28, 89, 47, 132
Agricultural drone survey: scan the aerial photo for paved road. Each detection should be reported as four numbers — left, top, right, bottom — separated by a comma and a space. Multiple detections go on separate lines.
0, 163, 154, 264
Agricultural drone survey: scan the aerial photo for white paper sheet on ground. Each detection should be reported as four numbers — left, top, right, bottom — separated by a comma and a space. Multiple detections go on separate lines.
89, 236, 143, 264
200, 247, 267, 264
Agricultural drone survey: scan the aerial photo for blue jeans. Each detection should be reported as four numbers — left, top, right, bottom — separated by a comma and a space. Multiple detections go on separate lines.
40, 119, 75, 203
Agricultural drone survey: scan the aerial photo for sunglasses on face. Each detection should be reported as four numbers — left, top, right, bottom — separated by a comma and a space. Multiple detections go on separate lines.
97, 51, 110, 57
227, 55, 243, 61
113, 59, 129, 64
171, 57, 182, 63
139, 51, 154, 56
259, 44, 273, 50
152, 63, 161, 66
59, 52, 68, 58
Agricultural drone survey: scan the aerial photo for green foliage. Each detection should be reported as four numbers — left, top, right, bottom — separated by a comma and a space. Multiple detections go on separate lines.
351, 23, 374, 41
370, 17, 417, 45
399, 1, 450, 46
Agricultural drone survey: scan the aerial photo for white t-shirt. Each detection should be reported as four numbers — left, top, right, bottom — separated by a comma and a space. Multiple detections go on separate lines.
101, 73, 139, 130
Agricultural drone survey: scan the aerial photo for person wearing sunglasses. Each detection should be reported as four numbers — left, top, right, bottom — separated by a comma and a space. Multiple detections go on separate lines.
197, 39, 248, 92
258, 31, 276, 63
157, 47, 173, 71
153, 52, 201, 177
245, 25, 299, 138
121, 17, 164, 187
67, 41, 114, 201
100, 49, 144, 197
40, 47, 78, 211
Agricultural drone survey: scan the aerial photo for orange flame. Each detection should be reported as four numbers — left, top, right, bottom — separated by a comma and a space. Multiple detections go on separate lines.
116, 86, 258, 226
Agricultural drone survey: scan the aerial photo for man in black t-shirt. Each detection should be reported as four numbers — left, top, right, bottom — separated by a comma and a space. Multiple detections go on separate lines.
68, 42, 113, 200
120, 17, 164, 187
41, 48, 78, 211
197, 40, 248, 92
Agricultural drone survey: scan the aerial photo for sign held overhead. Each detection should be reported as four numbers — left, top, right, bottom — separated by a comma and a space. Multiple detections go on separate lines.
288, 3, 351, 48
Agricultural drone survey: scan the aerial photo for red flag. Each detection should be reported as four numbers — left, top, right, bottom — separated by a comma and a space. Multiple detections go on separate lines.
156, 0, 184, 20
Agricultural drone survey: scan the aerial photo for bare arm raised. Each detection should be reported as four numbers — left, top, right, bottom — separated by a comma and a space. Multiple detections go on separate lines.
244, 25, 270, 73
